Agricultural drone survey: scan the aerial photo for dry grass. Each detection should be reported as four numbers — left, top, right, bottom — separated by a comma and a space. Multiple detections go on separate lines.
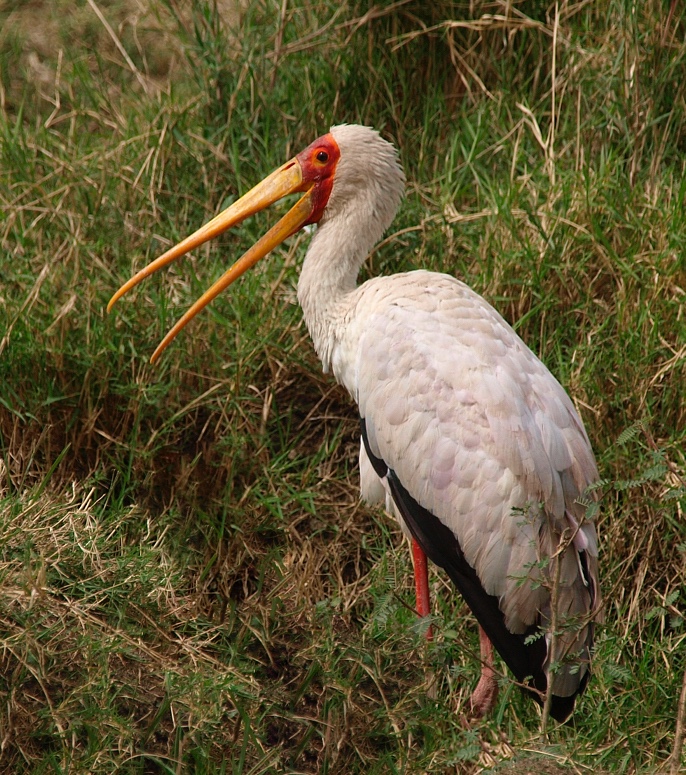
0, 485, 251, 767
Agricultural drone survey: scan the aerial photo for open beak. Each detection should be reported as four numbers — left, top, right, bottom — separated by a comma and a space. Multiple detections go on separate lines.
108, 157, 315, 363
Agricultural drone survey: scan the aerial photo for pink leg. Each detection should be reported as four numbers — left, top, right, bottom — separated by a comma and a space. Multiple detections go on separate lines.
411, 538, 433, 640
469, 626, 499, 717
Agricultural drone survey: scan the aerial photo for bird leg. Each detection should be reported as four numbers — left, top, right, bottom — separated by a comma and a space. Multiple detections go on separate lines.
410, 540, 497, 715
411, 538, 433, 640
469, 626, 499, 717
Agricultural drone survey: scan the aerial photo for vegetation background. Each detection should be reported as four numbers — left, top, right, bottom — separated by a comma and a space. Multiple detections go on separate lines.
1, 0, 685, 772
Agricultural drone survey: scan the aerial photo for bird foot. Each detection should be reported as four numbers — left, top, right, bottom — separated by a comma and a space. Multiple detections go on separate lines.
467, 625, 499, 718
469, 672, 499, 718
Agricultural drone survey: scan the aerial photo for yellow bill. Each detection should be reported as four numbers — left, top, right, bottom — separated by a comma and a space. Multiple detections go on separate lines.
108, 157, 315, 364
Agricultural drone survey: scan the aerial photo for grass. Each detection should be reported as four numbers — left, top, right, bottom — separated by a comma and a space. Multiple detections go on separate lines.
1, 0, 685, 771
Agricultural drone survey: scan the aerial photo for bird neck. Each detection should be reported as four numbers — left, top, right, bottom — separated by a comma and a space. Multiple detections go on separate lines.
297, 210, 380, 370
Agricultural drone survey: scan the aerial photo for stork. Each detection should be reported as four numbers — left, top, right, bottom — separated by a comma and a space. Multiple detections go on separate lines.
109, 124, 601, 722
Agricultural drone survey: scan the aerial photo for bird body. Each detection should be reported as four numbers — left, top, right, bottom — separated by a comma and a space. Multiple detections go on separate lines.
304, 263, 599, 713
110, 123, 601, 721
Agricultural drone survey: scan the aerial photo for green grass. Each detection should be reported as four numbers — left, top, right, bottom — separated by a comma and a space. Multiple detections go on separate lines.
1, 0, 685, 771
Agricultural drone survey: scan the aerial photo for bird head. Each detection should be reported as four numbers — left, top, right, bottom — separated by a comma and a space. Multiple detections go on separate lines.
108, 125, 403, 362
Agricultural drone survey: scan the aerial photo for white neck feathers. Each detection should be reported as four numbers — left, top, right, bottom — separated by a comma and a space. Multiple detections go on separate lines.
296, 125, 405, 367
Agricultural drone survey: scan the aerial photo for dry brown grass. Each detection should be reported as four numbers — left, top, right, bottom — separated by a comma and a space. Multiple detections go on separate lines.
0, 484, 248, 767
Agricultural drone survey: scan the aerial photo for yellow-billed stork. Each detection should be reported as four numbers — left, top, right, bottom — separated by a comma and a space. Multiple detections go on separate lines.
109, 125, 601, 721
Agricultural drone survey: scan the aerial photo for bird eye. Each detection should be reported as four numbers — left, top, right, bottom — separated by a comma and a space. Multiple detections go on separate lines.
316, 150, 329, 163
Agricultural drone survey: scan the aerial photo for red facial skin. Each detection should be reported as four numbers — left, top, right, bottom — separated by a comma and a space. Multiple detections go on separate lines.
296, 133, 341, 225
